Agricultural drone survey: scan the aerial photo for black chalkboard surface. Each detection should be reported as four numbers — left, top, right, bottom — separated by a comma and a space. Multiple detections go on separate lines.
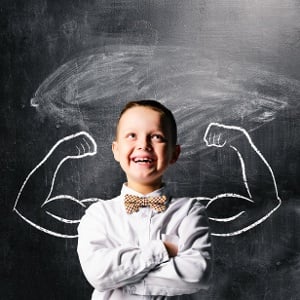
1, 1, 300, 299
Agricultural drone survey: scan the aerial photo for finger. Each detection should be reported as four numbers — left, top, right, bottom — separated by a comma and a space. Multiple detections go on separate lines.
203, 134, 209, 145
216, 133, 224, 146
203, 124, 214, 145
75, 145, 81, 156
212, 133, 219, 145
82, 137, 91, 153
82, 133, 97, 155
205, 132, 215, 146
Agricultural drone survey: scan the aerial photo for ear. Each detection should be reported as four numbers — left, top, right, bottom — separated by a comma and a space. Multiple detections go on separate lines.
112, 141, 120, 162
170, 145, 181, 164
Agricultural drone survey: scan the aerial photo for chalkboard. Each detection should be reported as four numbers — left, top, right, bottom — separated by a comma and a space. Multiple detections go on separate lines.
1, 1, 300, 299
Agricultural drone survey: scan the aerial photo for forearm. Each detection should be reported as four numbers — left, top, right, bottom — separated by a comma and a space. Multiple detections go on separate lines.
128, 204, 212, 296
14, 157, 63, 212
230, 136, 279, 201
77, 238, 169, 292
130, 248, 211, 296
14, 160, 83, 238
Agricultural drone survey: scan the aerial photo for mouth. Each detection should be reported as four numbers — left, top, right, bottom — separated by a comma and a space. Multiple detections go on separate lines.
132, 157, 155, 164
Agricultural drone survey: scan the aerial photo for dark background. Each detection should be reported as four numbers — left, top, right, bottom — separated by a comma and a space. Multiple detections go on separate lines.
1, 1, 300, 299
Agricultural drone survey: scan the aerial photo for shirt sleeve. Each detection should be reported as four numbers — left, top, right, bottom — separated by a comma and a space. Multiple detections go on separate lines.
77, 202, 170, 293
128, 200, 212, 297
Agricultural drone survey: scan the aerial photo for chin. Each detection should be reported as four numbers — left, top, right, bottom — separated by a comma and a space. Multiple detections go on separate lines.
130, 175, 162, 185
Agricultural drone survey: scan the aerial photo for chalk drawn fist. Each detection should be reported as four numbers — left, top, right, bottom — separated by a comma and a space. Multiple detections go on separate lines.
204, 122, 244, 148
56, 131, 97, 160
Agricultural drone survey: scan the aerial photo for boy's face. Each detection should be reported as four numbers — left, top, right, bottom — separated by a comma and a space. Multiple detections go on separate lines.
112, 106, 180, 193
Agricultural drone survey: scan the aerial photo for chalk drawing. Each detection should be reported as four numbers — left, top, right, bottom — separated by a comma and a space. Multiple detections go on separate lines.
202, 123, 282, 237
13, 131, 97, 238
13, 123, 281, 238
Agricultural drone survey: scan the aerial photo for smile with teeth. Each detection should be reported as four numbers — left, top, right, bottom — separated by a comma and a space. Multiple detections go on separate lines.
132, 157, 154, 163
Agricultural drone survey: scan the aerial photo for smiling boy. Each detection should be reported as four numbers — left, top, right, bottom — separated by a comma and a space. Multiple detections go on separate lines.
77, 100, 212, 299
112, 101, 180, 195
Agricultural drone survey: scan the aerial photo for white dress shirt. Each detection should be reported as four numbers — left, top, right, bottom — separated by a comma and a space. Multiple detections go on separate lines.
77, 184, 212, 299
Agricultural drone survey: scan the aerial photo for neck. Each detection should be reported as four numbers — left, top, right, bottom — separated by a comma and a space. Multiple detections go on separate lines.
127, 180, 163, 195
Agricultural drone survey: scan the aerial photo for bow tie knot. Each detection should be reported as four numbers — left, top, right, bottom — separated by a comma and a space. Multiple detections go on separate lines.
124, 194, 167, 214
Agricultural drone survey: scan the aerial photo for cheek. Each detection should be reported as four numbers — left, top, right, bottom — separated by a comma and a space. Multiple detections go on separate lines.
158, 146, 171, 162
118, 145, 132, 159
112, 143, 129, 162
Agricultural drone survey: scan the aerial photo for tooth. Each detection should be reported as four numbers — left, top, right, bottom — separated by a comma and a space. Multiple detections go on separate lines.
133, 157, 153, 163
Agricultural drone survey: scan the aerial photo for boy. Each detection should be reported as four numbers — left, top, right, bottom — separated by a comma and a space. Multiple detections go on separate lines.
77, 100, 212, 299
13, 99, 281, 296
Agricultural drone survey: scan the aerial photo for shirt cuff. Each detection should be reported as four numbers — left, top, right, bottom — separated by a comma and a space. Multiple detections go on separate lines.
140, 240, 170, 267
122, 240, 169, 295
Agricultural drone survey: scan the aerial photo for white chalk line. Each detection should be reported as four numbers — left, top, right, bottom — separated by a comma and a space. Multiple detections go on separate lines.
13, 131, 97, 238
14, 124, 282, 238
203, 123, 282, 237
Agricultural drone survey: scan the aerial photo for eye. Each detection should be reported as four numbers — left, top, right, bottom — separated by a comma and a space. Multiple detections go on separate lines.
126, 133, 136, 139
151, 134, 166, 142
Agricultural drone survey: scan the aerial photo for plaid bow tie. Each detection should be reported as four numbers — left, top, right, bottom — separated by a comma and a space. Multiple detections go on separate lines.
124, 194, 167, 214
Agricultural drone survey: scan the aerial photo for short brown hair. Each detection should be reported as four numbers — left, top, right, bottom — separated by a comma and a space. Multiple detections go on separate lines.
116, 100, 178, 145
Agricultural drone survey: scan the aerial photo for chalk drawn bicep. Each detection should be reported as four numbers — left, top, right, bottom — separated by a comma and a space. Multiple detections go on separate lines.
205, 194, 254, 221
43, 195, 99, 224
14, 131, 98, 238
203, 123, 282, 237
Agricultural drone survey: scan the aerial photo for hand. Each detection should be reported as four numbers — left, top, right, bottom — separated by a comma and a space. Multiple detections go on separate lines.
203, 122, 245, 148
163, 241, 178, 257
55, 131, 97, 160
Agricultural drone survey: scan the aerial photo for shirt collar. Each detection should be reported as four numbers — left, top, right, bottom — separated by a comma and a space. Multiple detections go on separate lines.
120, 183, 171, 200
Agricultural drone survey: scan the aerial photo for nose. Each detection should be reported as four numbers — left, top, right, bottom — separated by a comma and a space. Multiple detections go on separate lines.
137, 136, 152, 151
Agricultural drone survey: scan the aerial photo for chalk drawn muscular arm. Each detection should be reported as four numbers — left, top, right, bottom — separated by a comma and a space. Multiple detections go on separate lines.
202, 123, 281, 237
13, 132, 98, 238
